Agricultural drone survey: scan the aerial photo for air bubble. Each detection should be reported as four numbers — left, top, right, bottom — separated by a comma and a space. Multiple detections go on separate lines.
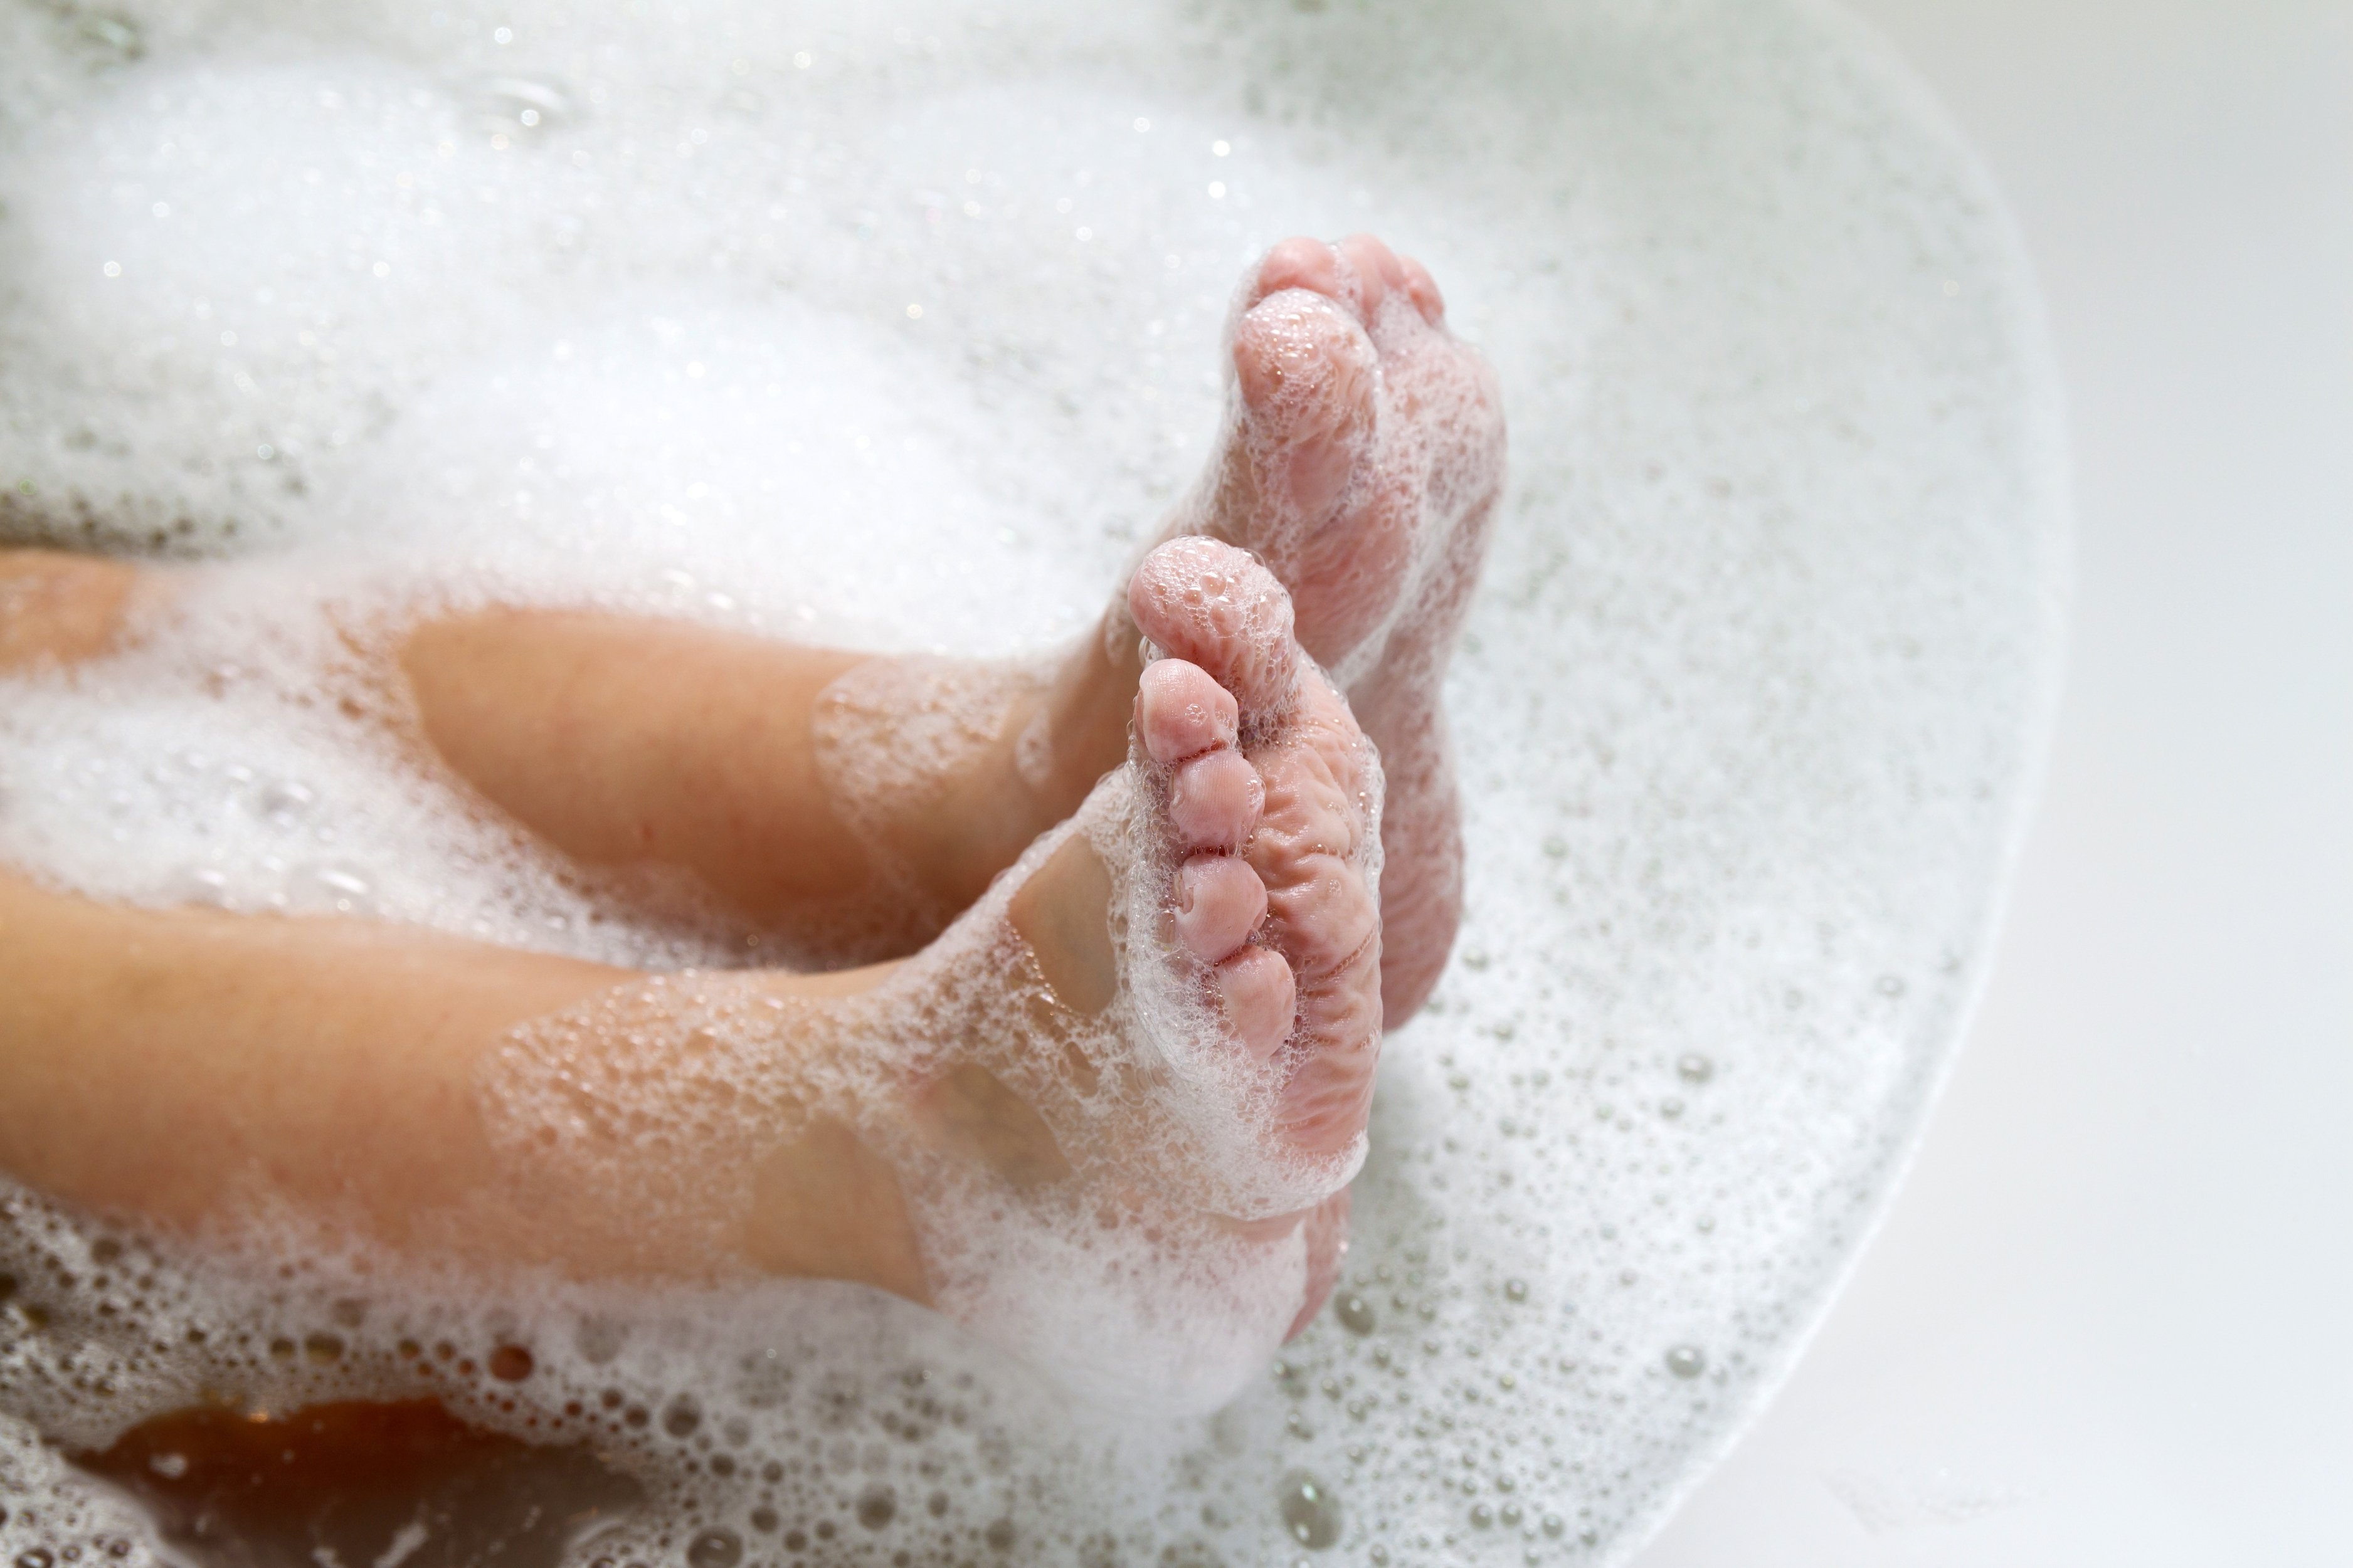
471, 75, 573, 135
285, 861, 378, 915
1675, 1053, 1714, 1083
1277, 1471, 1341, 1549
1336, 1294, 1375, 1334
856, 1483, 896, 1529
684, 1530, 741, 1568
1664, 1345, 1706, 1379
256, 778, 315, 823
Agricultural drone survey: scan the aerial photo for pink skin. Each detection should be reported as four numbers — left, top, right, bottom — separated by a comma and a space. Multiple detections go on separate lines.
1162, 232, 1506, 1028
1126, 538, 1383, 1330
1129, 538, 1383, 1160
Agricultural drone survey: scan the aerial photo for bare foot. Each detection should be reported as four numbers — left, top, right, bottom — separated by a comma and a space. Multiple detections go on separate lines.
823, 234, 1503, 1019
487, 541, 1381, 1406
1165, 233, 1505, 1020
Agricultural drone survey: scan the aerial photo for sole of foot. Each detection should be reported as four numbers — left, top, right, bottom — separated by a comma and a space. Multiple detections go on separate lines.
1136, 234, 1504, 1024
891, 537, 1386, 1391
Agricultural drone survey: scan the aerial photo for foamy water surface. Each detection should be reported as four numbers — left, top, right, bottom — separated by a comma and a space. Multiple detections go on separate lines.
0, 1, 2066, 1563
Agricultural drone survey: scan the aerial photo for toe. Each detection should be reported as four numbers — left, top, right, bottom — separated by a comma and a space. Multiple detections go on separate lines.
1250, 234, 1342, 307
1137, 657, 1238, 765
1173, 854, 1267, 960
1338, 233, 1405, 315
1213, 945, 1297, 1060
1228, 290, 1378, 524
1397, 253, 1446, 324
1129, 538, 1300, 719
1168, 748, 1263, 850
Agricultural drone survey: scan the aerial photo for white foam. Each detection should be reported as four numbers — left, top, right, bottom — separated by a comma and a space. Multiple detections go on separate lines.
0, 0, 2066, 1563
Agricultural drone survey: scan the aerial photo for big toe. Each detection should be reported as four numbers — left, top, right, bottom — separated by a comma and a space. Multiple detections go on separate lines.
1229, 285, 1378, 523
1129, 537, 1300, 719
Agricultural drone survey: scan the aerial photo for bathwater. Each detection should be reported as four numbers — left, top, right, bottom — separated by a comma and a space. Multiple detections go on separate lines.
0, 1, 2066, 1563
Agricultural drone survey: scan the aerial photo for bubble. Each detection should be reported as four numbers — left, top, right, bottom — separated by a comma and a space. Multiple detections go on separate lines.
489, 1344, 535, 1382
0, 0, 2065, 1559
1277, 1471, 1340, 1549
471, 75, 574, 135
1675, 1053, 1715, 1084
285, 862, 378, 916
856, 1483, 896, 1530
684, 1530, 741, 1568
169, 865, 235, 909
983, 1519, 1017, 1552
1664, 1345, 1706, 1379
661, 1394, 702, 1437
1503, 1279, 1528, 1303
70, 11, 142, 62
256, 778, 315, 823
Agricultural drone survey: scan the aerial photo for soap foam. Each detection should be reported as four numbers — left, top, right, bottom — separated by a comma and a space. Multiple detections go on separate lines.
0, 0, 2066, 1564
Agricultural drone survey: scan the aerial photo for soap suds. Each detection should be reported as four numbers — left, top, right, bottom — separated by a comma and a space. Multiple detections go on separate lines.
0, 0, 2066, 1563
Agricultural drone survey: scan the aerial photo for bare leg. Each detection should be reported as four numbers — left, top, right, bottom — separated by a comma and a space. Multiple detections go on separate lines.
0, 542, 1380, 1400
0, 549, 147, 671
0, 860, 928, 1293
396, 604, 1137, 935
3, 235, 1501, 1013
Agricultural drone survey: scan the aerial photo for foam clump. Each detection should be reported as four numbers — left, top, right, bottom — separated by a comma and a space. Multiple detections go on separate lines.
0, 0, 2065, 1564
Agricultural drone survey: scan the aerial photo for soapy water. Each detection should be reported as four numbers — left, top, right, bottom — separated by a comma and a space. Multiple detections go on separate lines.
0, 0, 2067, 1564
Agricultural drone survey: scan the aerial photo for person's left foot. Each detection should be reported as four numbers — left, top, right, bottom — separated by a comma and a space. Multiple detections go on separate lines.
487, 540, 1381, 1406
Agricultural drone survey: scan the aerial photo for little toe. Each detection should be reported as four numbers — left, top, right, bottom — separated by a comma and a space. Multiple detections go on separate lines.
1129, 538, 1300, 719
1213, 945, 1298, 1060
1137, 656, 1238, 765
1168, 747, 1263, 851
1173, 854, 1267, 960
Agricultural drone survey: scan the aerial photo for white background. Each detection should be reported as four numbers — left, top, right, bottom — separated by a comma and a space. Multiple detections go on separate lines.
1640, 1, 2352, 1562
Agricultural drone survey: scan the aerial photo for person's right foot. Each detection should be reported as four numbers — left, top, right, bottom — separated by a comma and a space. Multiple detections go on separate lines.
1177, 233, 1505, 693
1160, 233, 1506, 1021
819, 234, 1504, 1019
